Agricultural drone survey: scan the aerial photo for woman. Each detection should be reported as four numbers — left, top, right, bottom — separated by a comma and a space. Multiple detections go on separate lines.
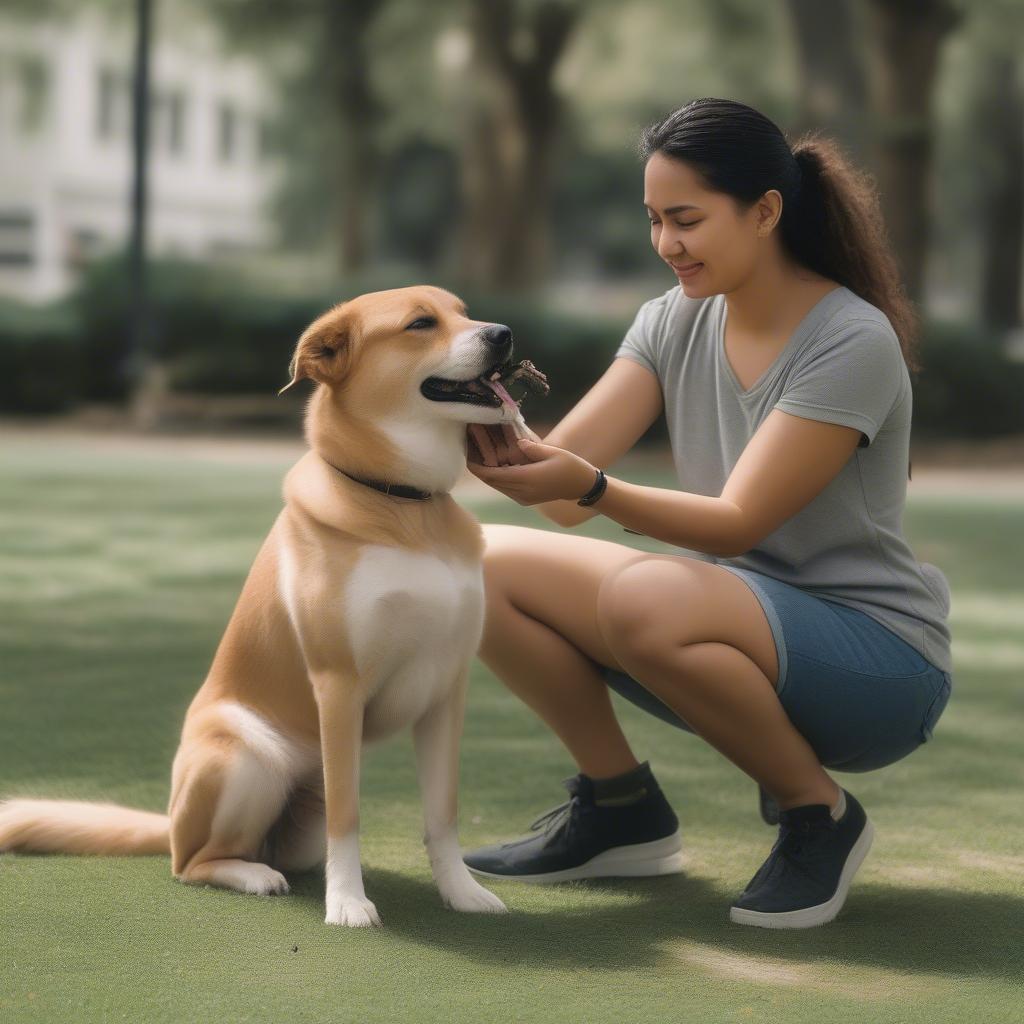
460, 98, 953, 930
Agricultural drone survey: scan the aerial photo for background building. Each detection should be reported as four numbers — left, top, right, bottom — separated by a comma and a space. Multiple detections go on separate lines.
0, 6, 280, 302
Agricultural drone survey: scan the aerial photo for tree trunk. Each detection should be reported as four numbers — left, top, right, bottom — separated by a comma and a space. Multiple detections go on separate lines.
978, 53, 1024, 334
458, 0, 580, 292
862, 0, 961, 306
324, 0, 385, 276
785, 0, 869, 164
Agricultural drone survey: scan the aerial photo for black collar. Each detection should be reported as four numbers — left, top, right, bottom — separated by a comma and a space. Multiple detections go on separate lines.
321, 456, 435, 501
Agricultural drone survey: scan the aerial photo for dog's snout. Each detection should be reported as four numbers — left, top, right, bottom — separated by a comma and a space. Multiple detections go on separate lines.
482, 324, 513, 350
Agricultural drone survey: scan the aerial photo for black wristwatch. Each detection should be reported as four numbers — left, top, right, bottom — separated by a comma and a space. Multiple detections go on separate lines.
577, 468, 608, 506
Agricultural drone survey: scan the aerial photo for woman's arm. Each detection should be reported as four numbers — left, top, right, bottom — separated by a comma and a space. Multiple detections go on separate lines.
589, 409, 865, 556
472, 357, 665, 529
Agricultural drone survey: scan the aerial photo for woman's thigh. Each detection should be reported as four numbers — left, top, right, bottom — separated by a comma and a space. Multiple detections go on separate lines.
480, 524, 649, 674
603, 562, 953, 773
480, 525, 778, 687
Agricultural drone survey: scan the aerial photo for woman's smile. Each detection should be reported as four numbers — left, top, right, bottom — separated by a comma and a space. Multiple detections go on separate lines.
669, 260, 704, 279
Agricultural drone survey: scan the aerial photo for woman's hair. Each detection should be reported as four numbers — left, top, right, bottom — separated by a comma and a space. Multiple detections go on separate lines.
639, 98, 921, 376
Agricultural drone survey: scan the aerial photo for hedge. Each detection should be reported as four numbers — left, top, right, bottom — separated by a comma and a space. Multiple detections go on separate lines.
1, 253, 1021, 440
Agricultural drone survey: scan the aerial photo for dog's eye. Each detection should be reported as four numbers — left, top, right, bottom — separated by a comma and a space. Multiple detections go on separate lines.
406, 317, 437, 331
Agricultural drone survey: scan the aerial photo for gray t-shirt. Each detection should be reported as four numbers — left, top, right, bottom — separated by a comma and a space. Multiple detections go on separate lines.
614, 283, 952, 674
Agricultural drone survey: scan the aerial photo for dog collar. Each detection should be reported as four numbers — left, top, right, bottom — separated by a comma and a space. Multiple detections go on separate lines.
321, 457, 435, 501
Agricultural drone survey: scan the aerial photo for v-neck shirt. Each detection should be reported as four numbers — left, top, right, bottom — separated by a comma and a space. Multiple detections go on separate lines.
614, 284, 951, 674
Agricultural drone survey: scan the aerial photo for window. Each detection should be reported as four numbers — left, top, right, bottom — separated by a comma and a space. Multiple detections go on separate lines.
96, 67, 130, 141
151, 88, 187, 155
256, 115, 275, 159
0, 209, 34, 266
15, 54, 49, 135
67, 227, 109, 269
166, 90, 185, 154
217, 101, 237, 161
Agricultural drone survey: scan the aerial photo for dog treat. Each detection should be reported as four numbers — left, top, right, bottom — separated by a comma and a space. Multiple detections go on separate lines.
482, 359, 549, 438
502, 360, 549, 396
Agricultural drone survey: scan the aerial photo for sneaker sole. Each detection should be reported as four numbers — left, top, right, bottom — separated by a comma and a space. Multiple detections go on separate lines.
728, 816, 875, 929
464, 830, 684, 884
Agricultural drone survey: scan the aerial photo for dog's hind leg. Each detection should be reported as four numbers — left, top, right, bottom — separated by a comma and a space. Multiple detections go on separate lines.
170, 702, 311, 896
266, 777, 327, 873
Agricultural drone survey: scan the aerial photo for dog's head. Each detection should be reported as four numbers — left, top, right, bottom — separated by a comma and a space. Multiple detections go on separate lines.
279, 286, 516, 428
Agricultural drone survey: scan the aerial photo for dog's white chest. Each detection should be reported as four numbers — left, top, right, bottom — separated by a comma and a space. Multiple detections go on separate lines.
345, 544, 485, 734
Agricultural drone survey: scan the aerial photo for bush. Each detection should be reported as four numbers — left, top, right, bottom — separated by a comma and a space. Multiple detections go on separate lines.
0, 298, 83, 413
69, 253, 327, 401
912, 320, 1024, 438
3, 252, 1022, 446
65, 254, 637, 417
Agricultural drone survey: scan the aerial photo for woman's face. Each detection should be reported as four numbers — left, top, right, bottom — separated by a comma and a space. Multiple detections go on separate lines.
643, 151, 778, 296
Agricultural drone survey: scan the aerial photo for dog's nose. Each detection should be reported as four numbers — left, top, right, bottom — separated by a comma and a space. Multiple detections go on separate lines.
482, 324, 513, 350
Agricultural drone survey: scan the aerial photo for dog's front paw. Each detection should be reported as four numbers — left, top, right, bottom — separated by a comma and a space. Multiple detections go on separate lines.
325, 895, 382, 928
441, 877, 509, 914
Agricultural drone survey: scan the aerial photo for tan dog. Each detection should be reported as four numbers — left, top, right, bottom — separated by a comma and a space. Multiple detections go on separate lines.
0, 286, 530, 926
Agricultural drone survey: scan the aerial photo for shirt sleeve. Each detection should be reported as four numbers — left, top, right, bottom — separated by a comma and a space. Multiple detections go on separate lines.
613, 296, 664, 378
774, 321, 907, 447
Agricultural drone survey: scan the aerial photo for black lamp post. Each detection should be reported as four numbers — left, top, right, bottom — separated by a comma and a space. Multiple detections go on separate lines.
127, 0, 155, 420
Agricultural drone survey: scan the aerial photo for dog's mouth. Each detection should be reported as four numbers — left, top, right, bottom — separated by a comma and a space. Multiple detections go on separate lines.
420, 358, 548, 410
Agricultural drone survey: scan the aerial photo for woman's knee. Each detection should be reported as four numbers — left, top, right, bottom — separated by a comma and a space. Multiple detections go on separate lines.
596, 557, 779, 687
596, 557, 697, 656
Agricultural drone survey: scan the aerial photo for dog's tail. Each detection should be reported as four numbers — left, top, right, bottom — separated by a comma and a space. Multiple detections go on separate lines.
0, 798, 170, 856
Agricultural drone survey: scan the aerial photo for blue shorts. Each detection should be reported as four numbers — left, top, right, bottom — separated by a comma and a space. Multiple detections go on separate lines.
601, 565, 953, 774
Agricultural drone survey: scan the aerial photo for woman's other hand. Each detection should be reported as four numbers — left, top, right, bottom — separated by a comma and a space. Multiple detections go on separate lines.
467, 423, 541, 467
464, 422, 597, 506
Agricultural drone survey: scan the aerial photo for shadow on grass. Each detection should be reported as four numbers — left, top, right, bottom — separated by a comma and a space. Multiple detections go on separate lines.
286, 866, 1023, 982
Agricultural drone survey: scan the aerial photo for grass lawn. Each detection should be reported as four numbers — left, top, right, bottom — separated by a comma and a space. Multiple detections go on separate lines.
1, 435, 1021, 1023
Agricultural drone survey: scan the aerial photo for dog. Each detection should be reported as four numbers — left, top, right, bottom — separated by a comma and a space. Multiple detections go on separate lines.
0, 286, 532, 927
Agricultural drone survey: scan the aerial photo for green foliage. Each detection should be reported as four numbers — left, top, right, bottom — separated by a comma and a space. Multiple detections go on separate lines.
3, 250, 1022, 442
912, 321, 1024, 438
0, 297, 82, 413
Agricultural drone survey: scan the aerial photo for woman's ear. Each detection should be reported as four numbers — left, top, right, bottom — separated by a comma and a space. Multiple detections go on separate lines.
278, 308, 353, 395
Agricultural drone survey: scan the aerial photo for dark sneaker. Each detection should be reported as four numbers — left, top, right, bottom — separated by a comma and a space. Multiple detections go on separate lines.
730, 787, 874, 929
462, 764, 683, 883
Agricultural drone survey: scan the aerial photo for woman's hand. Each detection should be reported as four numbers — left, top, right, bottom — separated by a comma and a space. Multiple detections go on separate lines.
466, 423, 599, 506
467, 422, 541, 467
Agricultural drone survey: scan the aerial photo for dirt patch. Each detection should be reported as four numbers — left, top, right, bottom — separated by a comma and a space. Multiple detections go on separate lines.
953, 850, 1024, 876
671, 941, 938, 1001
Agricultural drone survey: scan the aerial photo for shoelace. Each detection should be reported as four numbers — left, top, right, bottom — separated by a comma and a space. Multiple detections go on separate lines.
529, 797, 576, 838
777, 816, 838, 860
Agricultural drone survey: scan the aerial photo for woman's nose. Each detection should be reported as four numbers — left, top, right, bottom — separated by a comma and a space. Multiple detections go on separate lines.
657, 232, 684, 258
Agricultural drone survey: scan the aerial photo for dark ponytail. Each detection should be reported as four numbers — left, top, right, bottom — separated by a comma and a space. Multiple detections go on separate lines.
639, 99, 921, 376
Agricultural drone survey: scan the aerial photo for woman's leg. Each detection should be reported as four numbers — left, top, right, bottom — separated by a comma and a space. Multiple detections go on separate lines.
479, 525, 839, 811
477, 525, 649, 779
595, 556, 840, 812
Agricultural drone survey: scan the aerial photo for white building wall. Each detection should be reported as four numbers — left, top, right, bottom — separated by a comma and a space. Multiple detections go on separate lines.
0, 7, 281, 303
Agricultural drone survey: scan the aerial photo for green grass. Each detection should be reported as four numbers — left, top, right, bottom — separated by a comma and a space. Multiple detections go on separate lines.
1, 437, 1022, 1023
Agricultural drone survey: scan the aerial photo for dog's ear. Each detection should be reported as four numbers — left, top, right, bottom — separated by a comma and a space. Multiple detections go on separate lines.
278, 310, 353, 395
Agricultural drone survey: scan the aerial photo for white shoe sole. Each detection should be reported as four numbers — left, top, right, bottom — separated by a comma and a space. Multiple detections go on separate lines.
729, 816, 875, 929
464, 830, 684, 884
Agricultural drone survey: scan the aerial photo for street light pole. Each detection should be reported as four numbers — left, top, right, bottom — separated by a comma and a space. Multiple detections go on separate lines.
128, 0, 156, 426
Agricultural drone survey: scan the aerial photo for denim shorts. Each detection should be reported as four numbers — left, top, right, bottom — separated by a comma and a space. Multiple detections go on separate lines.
601, 565, 953, 774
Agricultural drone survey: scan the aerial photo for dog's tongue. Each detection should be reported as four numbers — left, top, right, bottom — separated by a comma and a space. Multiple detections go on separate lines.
481, 371, 531, 439
482, 376, 518, 409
